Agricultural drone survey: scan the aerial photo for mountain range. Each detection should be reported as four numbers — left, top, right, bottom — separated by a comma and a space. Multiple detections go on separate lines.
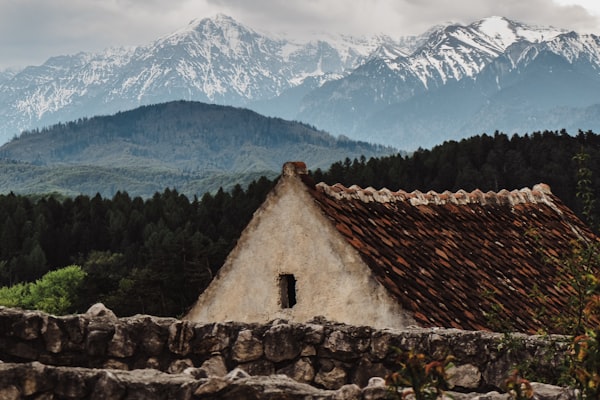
0, 101, 394, 198
1, 14, 600, 150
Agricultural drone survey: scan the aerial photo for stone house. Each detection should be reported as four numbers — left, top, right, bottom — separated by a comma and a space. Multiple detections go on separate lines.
185, 161, 599, 332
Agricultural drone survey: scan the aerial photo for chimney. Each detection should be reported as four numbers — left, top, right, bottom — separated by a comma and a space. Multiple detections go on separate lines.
282, 161, 308, 177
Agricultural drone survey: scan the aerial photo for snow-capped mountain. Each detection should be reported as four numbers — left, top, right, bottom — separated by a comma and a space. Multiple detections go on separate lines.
0, 14, 400, 144
296, 16, 570, 144
356, 29, 600, 148
2, 14, 600, 149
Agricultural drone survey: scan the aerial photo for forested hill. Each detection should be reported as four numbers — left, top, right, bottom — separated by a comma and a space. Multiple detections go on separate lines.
1, 129, 600, 318
314, 130, 600, 224
0, 101, 394, 197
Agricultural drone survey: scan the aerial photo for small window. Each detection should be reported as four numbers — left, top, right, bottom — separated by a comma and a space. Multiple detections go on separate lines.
279, 274, 297, 308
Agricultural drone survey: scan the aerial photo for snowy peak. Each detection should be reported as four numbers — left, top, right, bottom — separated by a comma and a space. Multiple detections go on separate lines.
384, 16, 568, 87
155, 13, 268, 57
543, 31, 600, 64
368, 43, 408, 62
0, 14, 598, 148
471, 16, 563, 47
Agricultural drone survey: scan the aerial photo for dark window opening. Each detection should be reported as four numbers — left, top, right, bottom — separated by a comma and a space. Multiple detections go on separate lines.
279, 274, 297, 308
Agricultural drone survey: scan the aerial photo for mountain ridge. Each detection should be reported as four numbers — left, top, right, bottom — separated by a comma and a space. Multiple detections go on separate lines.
1, 14, 599, 149
0, 100, 395, 197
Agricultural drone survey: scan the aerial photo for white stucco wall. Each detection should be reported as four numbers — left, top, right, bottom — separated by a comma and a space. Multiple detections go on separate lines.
185, 173, 416, 329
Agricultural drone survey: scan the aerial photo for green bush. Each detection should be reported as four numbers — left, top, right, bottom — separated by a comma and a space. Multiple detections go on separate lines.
0, 265, 86, 315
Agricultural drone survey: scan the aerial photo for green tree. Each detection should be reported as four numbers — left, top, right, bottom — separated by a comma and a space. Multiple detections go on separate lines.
0, 265, 86, 315
28, 265, 86, 314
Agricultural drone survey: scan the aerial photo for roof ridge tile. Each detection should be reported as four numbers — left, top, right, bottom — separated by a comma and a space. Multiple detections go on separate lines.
314, 182, 556, 208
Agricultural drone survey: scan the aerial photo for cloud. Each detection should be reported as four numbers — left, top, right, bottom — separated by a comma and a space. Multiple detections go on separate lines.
206, 0, 600, 36
0, 0, 599, 69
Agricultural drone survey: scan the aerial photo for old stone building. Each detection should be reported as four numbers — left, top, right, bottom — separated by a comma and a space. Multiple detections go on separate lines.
185, 161, 599, 332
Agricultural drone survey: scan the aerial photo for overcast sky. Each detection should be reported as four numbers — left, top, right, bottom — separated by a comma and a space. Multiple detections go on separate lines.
1, 0, 600, 70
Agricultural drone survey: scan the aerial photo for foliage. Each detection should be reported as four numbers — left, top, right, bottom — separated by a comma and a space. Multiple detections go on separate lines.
0, 178, 274, 317
575, 151, 599, 230
0, 265, 85, 315
315, 130, 600, 226
0, 101, 394, 198
386, 349, 454, 400
504, 370, 534, 400
571, 331, 600, 399
0, 281, 31, 309
3, 129, 600, 319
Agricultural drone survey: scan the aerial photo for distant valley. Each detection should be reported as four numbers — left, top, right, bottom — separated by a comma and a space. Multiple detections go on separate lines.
0, 101, 395, 198
2, 14, 600, 150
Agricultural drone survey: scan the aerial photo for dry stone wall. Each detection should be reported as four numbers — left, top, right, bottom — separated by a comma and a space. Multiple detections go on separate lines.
0, 305, 576, 399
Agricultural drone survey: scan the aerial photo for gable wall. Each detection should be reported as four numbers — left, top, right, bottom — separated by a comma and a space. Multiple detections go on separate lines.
185, 175, 415, 329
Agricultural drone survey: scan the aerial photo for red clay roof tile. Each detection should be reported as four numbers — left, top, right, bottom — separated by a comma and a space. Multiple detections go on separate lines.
304, 179, 600, 333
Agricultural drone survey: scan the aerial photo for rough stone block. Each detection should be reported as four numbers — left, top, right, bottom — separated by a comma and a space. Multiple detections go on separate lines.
264, 323, 302, 363
276, 357, 315, 384
41, 316, 64, 353
168, 320, 195, 356
232, 329, 264, 362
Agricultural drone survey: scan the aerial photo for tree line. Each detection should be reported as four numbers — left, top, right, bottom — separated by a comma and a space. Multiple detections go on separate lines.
314, 130, 600, 221
1, 129, 600, 317
0, 177, 274, 316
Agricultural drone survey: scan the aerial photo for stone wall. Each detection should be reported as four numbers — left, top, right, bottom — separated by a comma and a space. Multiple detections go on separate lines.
0, 305, 574, 399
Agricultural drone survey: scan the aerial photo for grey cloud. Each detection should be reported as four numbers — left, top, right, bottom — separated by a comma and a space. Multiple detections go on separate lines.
1, 0, 599, 69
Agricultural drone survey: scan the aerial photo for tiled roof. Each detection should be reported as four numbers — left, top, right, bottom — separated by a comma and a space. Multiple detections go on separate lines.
302, 175, 599, 333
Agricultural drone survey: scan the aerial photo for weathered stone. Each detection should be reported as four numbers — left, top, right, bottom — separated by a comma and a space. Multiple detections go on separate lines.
362, 377, 388, 400
448, 364, 482, 390
184, 355, 228, 380
32, 392, 54, 400
139, 317, 168, 356
6, 341, 38, 360
322, 329, 370, 361
20, 361, 50, 396
168, 358, 194, 374
12, 312, 44, 340
194, 376, 229, 396
451, 330, 488, 360
107, 325, 136, 358
199, 354, 228, 378
86, 328, 114, 357
168, 320, 195, 356
334, 384, 362, 400
239, 359, 275, 376
530, 382, 576, 400
0, 307, 21, 336
232, 329, 264, 362
482, 353, 518, 390
218, 374, 341, 399
427, 332, 452, 360
0, 307, 582, 399
90, 370, 126, 400
145, 357, 161, 369
0, 386, 20, 400
301, 344, 317, 356
470, 391, 510, 400
226, 367, 252, 381
192, 322, 233, 356
61, 315, 86, 351
277, 357, 315, 384
351, 357, 389, 388
38, 352, 85, 368
370, 330, 392, 360
103, 359, 129, 370
315, 364, 347, 390
53, 368, 90, 398
86, 303, 118, 321
264, 323, 302, 362
303, 323, 325, 344
41, 316, 63, 353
